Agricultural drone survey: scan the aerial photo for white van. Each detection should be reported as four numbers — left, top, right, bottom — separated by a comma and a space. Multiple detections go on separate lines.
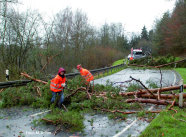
127, 48, 146, 60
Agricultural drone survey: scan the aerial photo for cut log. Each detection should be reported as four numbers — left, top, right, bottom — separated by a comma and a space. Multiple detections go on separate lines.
139, 93, 186, 99
94, 108, 161, 114
119, 84, 186, 96
126, 98, 186, 106
21, 72, 47, 84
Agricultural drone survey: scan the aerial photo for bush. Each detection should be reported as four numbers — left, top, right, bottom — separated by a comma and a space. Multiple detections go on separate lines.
0, 82, 51, 108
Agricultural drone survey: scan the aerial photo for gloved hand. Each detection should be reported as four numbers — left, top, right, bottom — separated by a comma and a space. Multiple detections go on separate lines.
61, 83, 66, 87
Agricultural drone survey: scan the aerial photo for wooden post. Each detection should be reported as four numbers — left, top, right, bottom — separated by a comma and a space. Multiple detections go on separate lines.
174, 63, 177, 68
179, 79, 184, 108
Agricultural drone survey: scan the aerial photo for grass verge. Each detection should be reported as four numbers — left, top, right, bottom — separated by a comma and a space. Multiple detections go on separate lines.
140, 107, 186, 137
112, 58, 127, 66
174, 68, 186, 84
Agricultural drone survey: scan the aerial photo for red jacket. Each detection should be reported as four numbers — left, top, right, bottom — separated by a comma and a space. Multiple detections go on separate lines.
80, 68, 94, 82
50, 75, 66, 92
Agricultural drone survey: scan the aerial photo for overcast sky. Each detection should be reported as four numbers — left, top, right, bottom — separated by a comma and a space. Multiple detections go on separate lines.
17, 0, 176, 35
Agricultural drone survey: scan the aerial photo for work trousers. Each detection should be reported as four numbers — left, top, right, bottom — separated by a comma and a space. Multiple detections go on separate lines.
51, 91, 64, 106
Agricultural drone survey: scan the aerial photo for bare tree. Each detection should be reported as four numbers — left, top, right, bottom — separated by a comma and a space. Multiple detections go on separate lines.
1, 9, 41, 75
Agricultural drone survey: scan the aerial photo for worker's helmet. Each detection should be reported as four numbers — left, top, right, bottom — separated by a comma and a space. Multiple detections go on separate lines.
76, 64, 82, 70
58, 67, 66, 74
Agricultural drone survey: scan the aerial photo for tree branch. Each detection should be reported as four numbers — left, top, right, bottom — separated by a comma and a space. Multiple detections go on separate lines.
21, 72, 47, 84
130, 76, 158, 99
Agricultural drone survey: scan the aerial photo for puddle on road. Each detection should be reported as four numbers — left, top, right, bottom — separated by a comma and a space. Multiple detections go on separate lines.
0, 68, 178, 137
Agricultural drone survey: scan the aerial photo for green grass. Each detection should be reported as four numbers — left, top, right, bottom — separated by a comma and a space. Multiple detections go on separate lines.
174, 68, 186, 93
93, 58, 127, 79
175, 57, 181, 61
174, 68, 186, 84
140, 107, 186, 137
112, 59, 127, 66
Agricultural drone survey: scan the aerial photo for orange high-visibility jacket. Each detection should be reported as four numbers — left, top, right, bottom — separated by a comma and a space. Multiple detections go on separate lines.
50, 75, 66, 92
80, 68, 94, 82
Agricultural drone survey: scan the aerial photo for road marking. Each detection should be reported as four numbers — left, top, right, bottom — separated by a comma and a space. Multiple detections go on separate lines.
113, 106, 154, 137
113, 119, 137, 137
30, 110, 51, 117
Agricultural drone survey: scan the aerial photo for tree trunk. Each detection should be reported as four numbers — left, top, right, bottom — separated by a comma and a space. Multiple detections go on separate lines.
139, 93, 186, 99
126, 98, 186, 106
119, 84, 186, 96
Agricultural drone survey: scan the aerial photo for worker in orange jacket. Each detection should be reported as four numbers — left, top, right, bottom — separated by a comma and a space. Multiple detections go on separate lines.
77, 64, 94, 84
50, 67, 66, 108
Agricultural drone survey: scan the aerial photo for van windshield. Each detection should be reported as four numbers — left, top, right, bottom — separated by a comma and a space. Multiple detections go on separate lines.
133, 51, 143, 55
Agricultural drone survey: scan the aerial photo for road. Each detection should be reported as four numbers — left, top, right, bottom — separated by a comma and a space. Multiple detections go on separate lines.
0, 68, 181, 137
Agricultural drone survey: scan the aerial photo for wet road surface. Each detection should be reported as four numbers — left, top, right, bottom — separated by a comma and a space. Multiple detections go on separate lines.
94, 68, 179, 88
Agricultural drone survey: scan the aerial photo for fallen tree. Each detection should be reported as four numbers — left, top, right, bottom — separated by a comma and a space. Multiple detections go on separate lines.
139, 93, 186, 99
118, 84, 186, 96
126, 98, 186, 106
94, 108, 161, 115
18, 71, 185, 135
128, 58, 186, 68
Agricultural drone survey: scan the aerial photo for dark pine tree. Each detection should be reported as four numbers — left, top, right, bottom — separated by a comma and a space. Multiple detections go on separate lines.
141, 26, 149, 41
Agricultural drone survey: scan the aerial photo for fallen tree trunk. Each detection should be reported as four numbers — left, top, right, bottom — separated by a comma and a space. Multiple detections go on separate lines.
126, 98, 186, 106
128, 59, 186, 68
94, 108, 161, 114
154, 59, 186, 68
21, 72, 48, 84
139, 93, 186, 99
119, 84, 186, 96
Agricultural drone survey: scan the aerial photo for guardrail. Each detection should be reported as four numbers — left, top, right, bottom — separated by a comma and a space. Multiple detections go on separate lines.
65, 64, 124, 78
0, 64, 125, 89
0, 80, 32, 89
